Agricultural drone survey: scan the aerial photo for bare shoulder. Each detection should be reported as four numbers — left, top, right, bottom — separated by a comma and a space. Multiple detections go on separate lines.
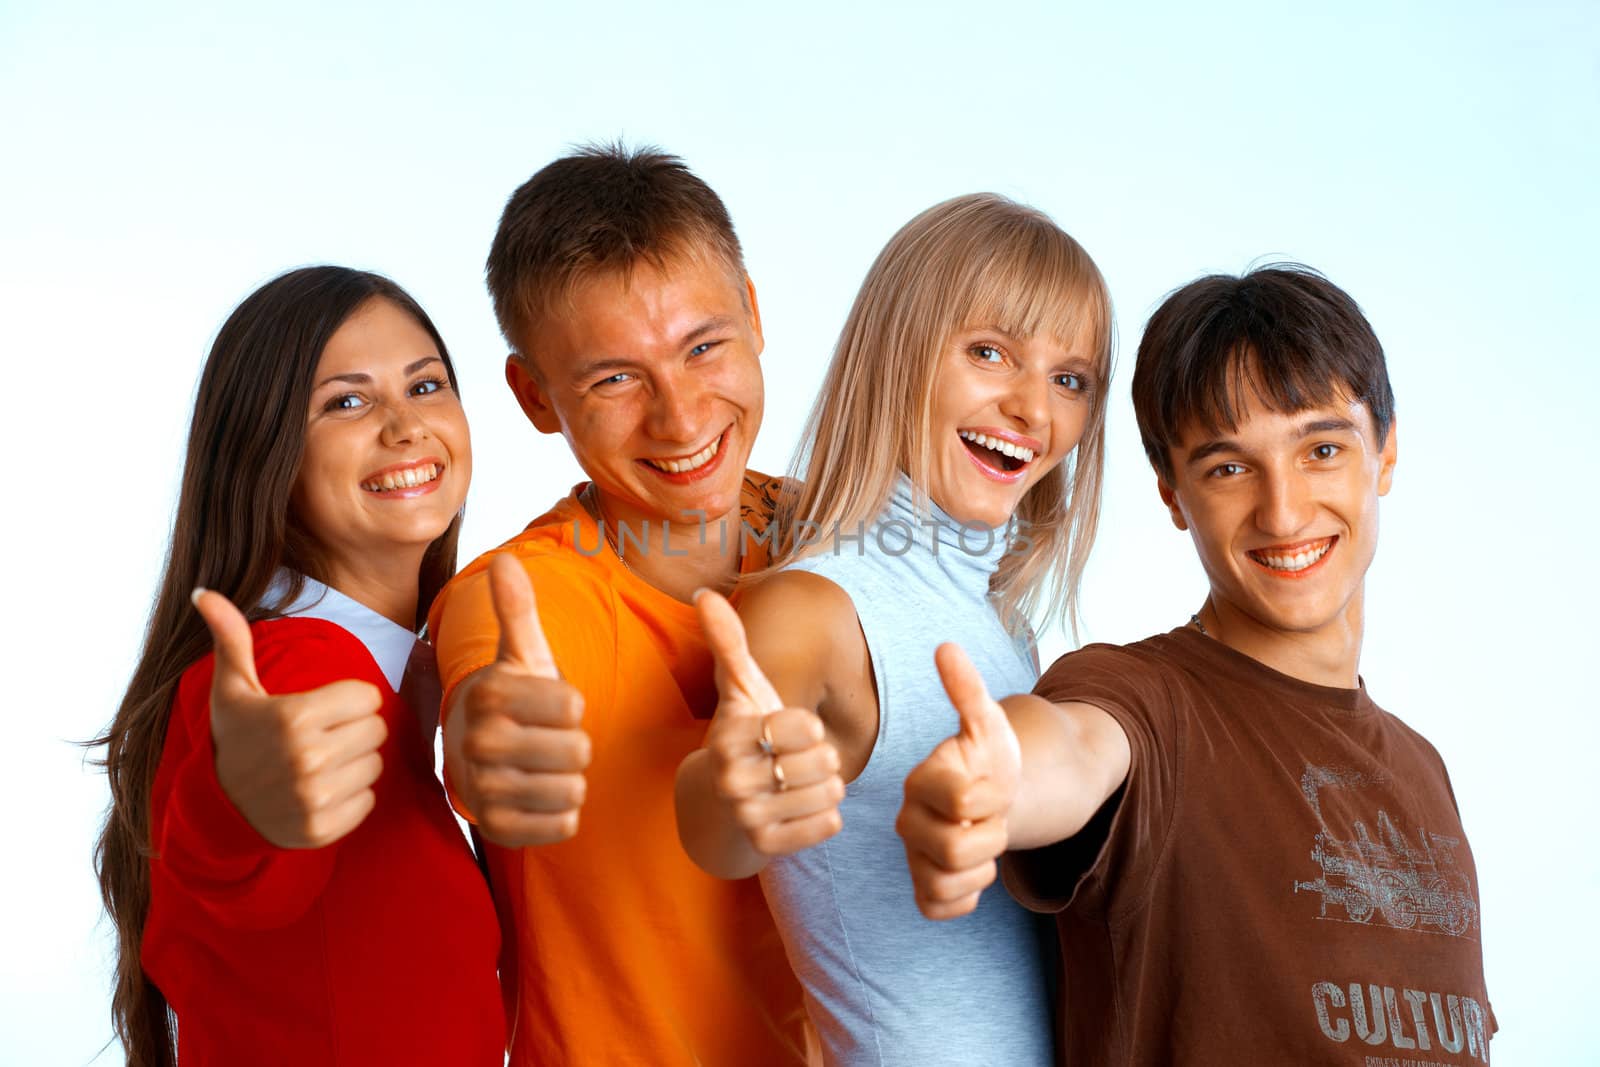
735, 569, 868, 708
737, 569, 857, 629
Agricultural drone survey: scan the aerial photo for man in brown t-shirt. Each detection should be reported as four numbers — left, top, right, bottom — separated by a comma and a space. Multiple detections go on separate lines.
896, 265, 1494, 1064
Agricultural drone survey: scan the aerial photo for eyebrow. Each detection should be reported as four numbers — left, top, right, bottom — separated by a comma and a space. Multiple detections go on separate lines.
569, 316, 740, 381
315, 355, 442, 389
1184, 415, 1363, 467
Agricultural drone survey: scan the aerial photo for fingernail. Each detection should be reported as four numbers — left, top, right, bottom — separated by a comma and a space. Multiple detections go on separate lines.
691, 587, 708, 602
190, 587, 207, 606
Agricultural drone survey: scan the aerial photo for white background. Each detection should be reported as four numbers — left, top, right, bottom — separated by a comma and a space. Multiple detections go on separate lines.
3, 2, 1595, 1062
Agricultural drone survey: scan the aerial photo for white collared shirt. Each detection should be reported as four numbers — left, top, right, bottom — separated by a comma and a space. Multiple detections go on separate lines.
263, 570, 425, 692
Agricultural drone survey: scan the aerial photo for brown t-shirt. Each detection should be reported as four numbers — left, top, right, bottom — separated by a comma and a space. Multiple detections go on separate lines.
1003, 628, 1494, 1066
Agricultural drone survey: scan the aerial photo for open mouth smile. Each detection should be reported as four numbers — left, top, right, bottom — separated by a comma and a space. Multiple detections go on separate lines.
958, 428, 1037, 484
1247, 536, 1336, 577
360, 459, 443, 497
638, 430, 729, 484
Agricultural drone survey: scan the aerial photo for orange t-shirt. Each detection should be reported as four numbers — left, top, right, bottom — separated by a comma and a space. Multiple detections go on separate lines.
430, 473, 809, 1066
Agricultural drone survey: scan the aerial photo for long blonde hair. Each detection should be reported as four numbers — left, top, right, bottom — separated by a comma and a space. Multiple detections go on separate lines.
771, 193, 1112, 634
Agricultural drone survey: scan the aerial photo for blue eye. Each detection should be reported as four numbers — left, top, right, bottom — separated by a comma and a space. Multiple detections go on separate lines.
689, 341, 716, 357
594, 372, 633, 389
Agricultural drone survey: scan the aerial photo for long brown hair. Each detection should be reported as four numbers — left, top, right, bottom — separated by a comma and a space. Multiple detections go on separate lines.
90, 266, 462, 1066
773, 193, 1113, 633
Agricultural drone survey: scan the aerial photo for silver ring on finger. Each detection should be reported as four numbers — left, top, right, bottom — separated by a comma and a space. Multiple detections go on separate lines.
756, 716, 776, 758
771, 754, 788, 792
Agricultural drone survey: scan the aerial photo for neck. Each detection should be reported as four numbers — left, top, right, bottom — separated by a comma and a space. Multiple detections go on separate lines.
319, 548, 424, 630
587, 486, 743, 603
1194, 588, 1365, 689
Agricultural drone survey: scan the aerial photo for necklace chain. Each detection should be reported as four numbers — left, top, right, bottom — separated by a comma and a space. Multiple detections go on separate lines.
580, 484, 637, 576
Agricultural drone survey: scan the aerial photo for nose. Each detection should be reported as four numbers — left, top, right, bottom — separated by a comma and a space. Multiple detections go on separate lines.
378, 399, 430, 447
646, 369, 708, 444
998, 371, 1050, 432
1254, 465, 1315, 539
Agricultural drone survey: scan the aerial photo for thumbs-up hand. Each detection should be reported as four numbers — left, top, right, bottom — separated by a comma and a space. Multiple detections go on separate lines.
453, 553, 590, 847
896, 642, 1021, 920
695, 589, 844, 856
195, 588, 387, 850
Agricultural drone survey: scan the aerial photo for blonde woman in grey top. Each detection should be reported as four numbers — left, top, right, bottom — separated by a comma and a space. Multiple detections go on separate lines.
676, 194, 1114, 1064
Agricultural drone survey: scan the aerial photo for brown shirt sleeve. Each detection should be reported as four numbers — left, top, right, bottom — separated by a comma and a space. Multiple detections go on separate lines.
1003, 641, 1181, 920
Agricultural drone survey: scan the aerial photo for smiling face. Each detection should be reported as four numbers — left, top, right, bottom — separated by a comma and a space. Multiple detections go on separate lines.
505, 251, 764, 529
927, 320, 1099, 528
292, 298, 471, 588
1157, 390, 1397, 639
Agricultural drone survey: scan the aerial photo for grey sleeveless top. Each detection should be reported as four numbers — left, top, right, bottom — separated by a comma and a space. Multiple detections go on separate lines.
760, 477, 1054, 1066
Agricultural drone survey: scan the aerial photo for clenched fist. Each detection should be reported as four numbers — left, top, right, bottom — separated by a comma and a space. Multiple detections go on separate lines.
451, 553, 591, 847
194, 588, 387, 850
896, 642, 1021, 920
696, 589, 844, 857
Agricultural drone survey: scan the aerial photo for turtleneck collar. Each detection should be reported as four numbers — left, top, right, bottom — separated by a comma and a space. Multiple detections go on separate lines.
873, 473, 1012, 589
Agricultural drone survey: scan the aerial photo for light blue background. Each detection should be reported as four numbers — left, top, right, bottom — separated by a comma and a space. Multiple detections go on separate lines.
4, 2, 1594, 1062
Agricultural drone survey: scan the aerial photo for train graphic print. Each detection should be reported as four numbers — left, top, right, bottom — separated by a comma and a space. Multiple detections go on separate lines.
1292, 764, 1479, 939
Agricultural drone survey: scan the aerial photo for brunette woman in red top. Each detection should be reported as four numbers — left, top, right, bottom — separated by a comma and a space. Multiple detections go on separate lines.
92, 267, 504, 1066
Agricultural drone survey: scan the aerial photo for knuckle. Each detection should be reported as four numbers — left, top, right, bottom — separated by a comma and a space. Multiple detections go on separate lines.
461, 725, 498, 764
556, 810, 581, 841
570, 730, 593, 770
751, 825, 783, 855
470, 679, 506, 719
563, 688, 585, 726
713, 767, 745, 799
933, 838, 964, 870
291, 776, 322, 812
732, 800, 765, 831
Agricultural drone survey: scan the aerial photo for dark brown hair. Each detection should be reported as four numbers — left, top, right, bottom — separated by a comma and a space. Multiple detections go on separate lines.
485, 142, 744, 359
1131, 263, 1395, 480
90, 266, 461, 1066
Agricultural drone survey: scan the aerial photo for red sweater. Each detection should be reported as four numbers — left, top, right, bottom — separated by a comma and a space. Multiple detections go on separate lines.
142, 614, 504, 1066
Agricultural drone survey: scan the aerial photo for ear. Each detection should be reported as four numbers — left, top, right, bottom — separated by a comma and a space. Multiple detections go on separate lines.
1376, 415, 1399, 496
744, 275, 765, 357
505, 354, 562, 435
1156, 472, 1189, 531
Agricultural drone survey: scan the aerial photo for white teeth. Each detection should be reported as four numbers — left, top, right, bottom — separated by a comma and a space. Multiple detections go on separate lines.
645, 434, 722, 474
1254, 540, 1331, 572
959, 430, 1035, 464
362, 463, 439, 493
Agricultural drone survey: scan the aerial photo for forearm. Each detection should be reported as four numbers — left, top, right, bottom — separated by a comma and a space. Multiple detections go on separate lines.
159, 746, 337, 928
673, 749, 769, 880
1002, 694, 1130, 851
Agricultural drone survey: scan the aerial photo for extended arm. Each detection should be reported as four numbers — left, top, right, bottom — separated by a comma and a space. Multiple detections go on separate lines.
1003, 693, 1131, 850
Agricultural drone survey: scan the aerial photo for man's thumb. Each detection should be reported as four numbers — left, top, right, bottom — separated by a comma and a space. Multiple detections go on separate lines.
193, 588, 264, 697
934, 642, 1008, 758
488, 553, 558, 679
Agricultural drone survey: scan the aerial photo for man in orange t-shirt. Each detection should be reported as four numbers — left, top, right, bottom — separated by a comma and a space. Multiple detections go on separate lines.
429, 146, 810, 1064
